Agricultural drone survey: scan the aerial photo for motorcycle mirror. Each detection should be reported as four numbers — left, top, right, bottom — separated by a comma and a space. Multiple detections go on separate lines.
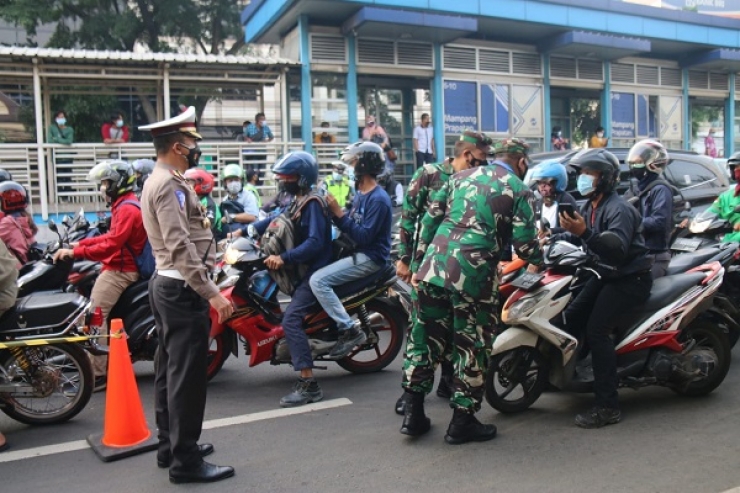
47, 219, 58, 233
61, 216, 71, 227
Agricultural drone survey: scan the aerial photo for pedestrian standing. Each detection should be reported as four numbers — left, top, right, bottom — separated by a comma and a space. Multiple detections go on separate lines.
705, 128, 718, 158
413, 113, 435, 169
138, 106, 235, 484
401, 137, 542, 444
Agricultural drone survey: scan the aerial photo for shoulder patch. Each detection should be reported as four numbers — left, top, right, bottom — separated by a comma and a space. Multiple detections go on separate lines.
174, 190, 186, 210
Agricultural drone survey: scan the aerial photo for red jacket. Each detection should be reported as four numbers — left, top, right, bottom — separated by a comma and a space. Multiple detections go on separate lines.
0, 214, 36, 266
101, 122, 130, 143
74, 192, 146, 272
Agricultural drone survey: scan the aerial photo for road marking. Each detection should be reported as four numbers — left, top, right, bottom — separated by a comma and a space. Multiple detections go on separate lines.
720, 488, 740, 493
0, 398, 353, 464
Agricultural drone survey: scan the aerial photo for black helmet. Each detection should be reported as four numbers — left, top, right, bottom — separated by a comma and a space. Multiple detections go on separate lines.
570, 148, 620, 195
0, 181, 28, 212
0, 169, 13, 183
272, 151, 319, 190
341, 142, 385, 177
728, 151, 740, 173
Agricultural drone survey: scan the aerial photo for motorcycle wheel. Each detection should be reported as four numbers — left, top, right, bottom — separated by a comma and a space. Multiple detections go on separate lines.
0, 343, 93, 425
671, 319, 731, 397
337, 297, 405, 374
206, 331, 233, 381
485, 347, 548, 413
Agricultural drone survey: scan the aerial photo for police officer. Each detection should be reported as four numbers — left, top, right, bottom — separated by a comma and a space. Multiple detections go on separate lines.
326, 161, 353, 208
402, 136, 542, 444
139, 107, 235, 484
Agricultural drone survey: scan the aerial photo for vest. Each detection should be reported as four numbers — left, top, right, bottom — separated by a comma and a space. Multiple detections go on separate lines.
327, 177, 351, 204
245, 183, 262, 208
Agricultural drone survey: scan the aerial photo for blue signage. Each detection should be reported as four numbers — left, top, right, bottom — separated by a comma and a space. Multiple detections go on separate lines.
444, 80, 478, 134
611, 92, 635, 139
481, 84, 510, 133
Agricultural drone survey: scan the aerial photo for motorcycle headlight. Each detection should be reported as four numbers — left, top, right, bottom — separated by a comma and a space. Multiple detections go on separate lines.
223, 246, 240, 265
503, 292, 546, 323
689, 219, 711, 234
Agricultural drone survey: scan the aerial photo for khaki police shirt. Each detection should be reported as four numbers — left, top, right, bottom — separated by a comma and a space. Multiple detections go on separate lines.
0, 239, 17, 314
141, 164, 219, 301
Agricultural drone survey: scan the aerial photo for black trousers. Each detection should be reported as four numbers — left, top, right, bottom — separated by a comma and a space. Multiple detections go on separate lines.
150, 274, 210, 471
415, 151, 433, 169
563, 271, 652, 409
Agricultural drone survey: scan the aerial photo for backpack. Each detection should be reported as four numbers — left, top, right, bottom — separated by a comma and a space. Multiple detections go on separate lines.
260, 194, 327, 295
625, 179, 683, 217
118, 200, 156, 280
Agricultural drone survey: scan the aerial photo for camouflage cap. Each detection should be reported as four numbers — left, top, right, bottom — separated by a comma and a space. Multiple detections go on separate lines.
492, 137, 530, 156
459, 131, 492, 153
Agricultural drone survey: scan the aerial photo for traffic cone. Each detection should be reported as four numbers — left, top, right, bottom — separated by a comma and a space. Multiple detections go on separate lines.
87, 319, 157, 462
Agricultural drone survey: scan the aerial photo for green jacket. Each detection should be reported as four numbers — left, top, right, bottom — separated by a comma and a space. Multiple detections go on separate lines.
415, 165, 541, 301
398, 160, 454, 269
47, 124, 74, 145
710, 188, 740, 243
327, 176, 352, 207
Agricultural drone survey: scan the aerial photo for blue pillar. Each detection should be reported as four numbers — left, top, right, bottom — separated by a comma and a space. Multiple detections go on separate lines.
298, 15, 312, 153
683, 69, 691, 151
432, 43, 445, 159
543, 54, 551, 151
726, 73, 735, 157
602, 61, 612, 142
347, 34, 359, 143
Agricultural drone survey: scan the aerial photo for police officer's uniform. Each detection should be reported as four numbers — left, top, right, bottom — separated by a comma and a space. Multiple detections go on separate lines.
139, 108, 220, 474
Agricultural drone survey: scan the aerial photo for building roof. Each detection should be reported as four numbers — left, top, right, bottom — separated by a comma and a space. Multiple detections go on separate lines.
0, 46, 299, 66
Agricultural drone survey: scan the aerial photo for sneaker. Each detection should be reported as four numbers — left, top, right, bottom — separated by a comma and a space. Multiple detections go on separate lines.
93, 376, 107, 393
328, 325, 367, 359
575, 406, 621, 429
279, 378, 323, 408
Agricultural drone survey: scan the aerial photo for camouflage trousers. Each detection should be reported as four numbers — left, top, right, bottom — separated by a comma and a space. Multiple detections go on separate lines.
402, 282, 499, 413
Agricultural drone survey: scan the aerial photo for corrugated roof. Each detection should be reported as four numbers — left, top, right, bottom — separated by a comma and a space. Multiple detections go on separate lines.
0, 46, 299, 66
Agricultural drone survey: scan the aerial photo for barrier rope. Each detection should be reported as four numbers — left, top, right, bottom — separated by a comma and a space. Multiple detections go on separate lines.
0, 332, 121, 349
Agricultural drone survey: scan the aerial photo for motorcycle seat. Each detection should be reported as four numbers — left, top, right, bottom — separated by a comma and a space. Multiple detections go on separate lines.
72, 260, 99, 273
666, 247, 723, 276
333, 263, 397, 299
109, 279, 150, 319
0, 291, 87, 333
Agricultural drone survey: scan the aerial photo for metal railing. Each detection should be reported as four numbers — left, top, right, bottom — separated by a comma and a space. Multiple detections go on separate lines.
0, 141, 358, 217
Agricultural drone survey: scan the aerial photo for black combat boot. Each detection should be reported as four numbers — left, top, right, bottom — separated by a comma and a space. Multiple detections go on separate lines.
436, 361, 454, 399
399, 391, 430, 436
444, 408, 497, 445
395, 392, 408, 415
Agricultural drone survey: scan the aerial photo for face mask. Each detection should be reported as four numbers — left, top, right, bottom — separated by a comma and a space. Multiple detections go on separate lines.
243, 127, 249, 134
56, 118, 66, 126
280, 181, 300, 195
631, 167, 647, 180
577, 174, 596, 196
468, 153, 486, 168
135, 176, 144, 190
597, 132, 604, 138
260, 120, 267, 127
177, 143, 201, 168
332, 172, 343, 181
226, 181, 242, 195
557, 132, 562, 138
115, 119, 124, 128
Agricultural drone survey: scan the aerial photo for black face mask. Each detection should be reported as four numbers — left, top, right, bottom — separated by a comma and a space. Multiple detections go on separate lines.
135, 176, 144, 190
280, 181, 300, 195
178, 143, 202, 168
631, 167, 647, 180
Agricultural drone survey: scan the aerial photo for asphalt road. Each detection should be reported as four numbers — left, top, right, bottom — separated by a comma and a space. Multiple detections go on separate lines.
2, 340, 740, 493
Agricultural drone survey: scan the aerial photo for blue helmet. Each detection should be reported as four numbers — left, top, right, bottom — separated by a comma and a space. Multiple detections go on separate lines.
530, 159, 568, 193
272, 151, 319, 191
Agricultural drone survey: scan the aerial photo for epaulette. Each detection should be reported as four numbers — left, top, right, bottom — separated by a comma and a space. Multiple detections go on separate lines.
170, 169, 186, 182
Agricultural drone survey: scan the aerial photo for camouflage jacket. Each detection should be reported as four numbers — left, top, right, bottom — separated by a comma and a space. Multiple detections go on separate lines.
415, 164, 542, 300
398, 160, 455, 269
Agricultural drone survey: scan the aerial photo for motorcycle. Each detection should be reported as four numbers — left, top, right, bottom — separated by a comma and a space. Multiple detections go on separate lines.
0, 288, 94, 425
206, 237, 408, 380
485, 236, 731, 413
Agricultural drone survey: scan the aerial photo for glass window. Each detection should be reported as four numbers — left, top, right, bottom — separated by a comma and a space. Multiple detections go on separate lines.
664, 158, 721, 190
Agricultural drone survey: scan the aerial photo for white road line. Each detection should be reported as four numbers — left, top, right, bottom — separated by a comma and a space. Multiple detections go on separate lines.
0, 398, 353, 464
720, 488, 740, 493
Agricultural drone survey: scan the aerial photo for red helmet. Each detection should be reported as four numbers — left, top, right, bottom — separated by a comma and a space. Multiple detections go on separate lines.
0, 181, 27, 212
183, 168, 214, 196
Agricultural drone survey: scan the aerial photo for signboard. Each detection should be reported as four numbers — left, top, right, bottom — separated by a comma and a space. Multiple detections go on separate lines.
444, 80, 478, 134
512, 85, 543, 137
659, 95, 683, 141
481, 84, 510, 133
622, 0, 740, 19
611, 92, 636, 139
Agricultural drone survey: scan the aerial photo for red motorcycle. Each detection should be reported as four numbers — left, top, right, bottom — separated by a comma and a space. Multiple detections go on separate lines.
206, 238, 407, 380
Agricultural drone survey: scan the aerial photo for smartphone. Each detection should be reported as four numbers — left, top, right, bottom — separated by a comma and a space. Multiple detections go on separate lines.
559, 203, 576, 219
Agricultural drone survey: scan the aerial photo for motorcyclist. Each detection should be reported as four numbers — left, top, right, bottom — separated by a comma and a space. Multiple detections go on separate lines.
707, 150, 740, 243
0, 181, 37, 266
53, 159, 148, 391
310, 141, 392, 359
132, 158, 155, 197
530, 159, 578, 232
626, 140, 673, 278
220, 164, 259, 232
184, 168, 224, 241
250, 151, 333, 407
552, 148, 653, 428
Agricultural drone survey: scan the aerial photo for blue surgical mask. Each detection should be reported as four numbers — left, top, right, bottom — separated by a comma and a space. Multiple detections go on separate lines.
332, 172, 342, 181
56, 118, 66, 126
577, 174, 595, 196
115, 119, 124, 128
243, 126, 248, 134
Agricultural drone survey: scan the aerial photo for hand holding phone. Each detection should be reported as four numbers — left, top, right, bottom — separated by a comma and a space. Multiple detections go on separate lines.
559, 203, 576, 219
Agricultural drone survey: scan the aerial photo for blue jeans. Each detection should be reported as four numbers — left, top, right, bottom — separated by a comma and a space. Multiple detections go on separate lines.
309, 253, 381, 331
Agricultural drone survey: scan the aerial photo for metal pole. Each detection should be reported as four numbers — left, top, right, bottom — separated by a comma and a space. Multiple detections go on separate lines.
280, 68, 290, 144
32, 59, 49, 220
163, 63, 171, 118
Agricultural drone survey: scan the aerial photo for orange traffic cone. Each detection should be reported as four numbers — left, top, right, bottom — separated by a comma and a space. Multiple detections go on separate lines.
87, 319, 158, 462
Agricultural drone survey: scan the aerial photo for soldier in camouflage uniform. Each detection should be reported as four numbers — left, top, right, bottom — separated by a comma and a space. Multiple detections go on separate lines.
395, 131, 492, 415
400, 138, 542, 445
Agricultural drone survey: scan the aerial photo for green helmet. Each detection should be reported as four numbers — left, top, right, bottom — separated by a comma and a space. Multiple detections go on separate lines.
87, 159, 135, 202
222, 164, 244, 181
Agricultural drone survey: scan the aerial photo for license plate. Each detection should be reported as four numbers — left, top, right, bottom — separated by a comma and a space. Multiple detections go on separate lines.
671, 237, 703, 252
511, 272, 544, 291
